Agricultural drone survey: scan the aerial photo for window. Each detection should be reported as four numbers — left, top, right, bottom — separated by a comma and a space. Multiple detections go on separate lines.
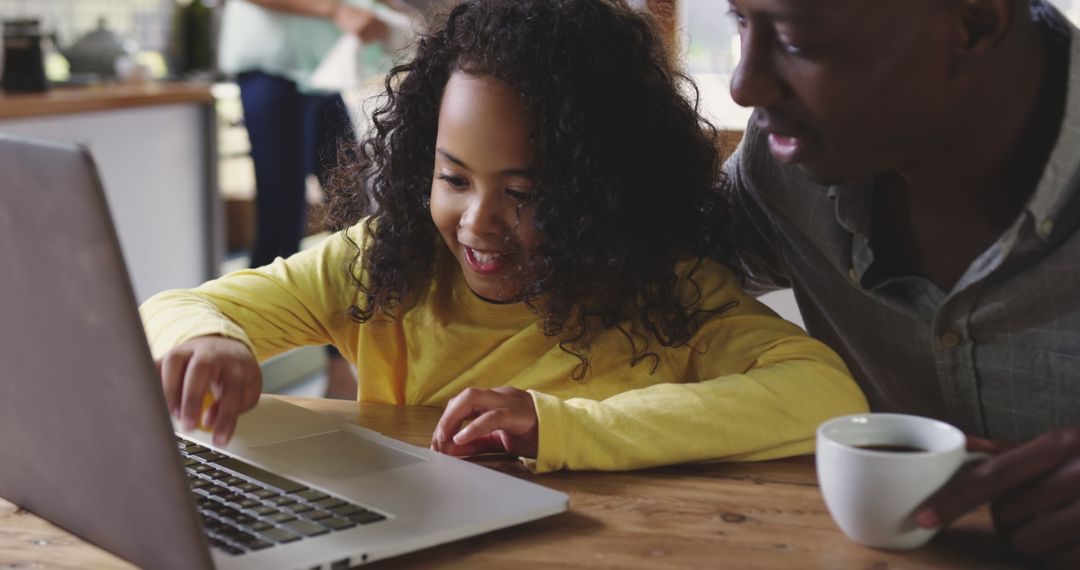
677, 0, 747, 129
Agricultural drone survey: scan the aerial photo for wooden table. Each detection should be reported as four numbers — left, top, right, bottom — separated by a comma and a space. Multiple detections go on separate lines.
0, 396, 1024, 569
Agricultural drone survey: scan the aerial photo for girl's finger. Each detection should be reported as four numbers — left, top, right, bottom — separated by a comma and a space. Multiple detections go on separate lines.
159, 350, 191, 418
242, 368, 263, 411
179, 357, 217, 431
454, 408, 525, 445
441, 432, 509, 457
209, 373, 245, 445
433, 388, 506, 444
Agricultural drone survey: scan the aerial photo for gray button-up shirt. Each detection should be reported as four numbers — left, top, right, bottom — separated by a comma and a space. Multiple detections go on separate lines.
726, 12, 1080, 441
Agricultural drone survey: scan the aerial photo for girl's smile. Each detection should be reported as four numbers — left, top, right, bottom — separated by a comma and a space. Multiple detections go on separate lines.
429, 72, 543, 302
463, 246, 510, 275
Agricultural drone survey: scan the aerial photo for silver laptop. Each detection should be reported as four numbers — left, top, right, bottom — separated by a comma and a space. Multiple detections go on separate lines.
0, 134, 568, 569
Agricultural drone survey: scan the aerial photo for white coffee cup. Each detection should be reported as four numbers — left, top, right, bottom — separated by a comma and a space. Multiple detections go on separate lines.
816, 413, 987, 550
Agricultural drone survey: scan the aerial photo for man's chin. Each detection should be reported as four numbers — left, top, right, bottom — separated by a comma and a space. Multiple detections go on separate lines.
806, 173, 847, 186
788, 160, 851, 187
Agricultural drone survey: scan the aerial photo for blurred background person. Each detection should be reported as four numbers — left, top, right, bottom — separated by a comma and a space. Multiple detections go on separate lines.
218, 0, 422, 399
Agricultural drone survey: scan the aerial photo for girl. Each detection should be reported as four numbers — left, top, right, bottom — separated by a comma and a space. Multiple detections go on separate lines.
141, 0, 867, 473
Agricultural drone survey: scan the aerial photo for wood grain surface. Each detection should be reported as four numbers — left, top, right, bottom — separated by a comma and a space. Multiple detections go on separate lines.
0, 82, 214, 120
0, 396, 1024, 569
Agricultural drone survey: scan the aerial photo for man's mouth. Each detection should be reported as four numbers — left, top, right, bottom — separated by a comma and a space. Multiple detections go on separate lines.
754, 111, 815, 164
767, 133, 807, 163
464, 246, 509, 275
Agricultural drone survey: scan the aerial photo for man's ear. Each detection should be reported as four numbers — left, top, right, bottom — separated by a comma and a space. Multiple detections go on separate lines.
949, 0, 1015, 77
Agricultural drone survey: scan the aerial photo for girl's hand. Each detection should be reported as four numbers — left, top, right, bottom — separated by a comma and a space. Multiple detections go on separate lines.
331, 4, 389, 43
156, 335, 262, 447
431, 387, 539, 459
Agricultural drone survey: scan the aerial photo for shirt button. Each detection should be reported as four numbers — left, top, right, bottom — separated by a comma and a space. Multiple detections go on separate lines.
1039, 219, 1054, 238
940, 333, 961, 348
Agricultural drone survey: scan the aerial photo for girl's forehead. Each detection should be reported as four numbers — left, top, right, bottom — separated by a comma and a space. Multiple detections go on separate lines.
442, 73, 515, 102
438, 74, 532, 127
436, 73, 536, 171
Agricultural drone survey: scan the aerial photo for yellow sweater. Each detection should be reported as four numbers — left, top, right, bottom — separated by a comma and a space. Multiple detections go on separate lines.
140, 222, 868, 473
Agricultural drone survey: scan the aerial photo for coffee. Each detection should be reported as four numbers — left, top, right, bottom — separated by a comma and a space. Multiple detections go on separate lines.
817, 413, 983, 549
854, 444, 926, 453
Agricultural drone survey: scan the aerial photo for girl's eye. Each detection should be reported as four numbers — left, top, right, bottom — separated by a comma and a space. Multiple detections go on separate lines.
437, 173, 468, 189
505, 188, 535, 203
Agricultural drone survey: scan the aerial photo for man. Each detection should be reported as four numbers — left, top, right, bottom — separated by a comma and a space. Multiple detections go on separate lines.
724, 0, 1079, 566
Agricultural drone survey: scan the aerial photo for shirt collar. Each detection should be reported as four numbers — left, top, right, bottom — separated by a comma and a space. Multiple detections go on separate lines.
1026, 11, 1080, 240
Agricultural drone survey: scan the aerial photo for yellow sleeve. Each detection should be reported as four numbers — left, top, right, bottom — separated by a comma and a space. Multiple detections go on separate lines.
139, 223, 367, 362
530, 279, 868, 473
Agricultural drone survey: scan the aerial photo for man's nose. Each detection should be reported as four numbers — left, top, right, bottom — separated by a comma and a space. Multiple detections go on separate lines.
730, 28, 787, 109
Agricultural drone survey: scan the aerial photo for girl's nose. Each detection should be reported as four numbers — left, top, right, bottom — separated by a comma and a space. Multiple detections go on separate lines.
730, 28, 787, 109
459, 190, 504, 237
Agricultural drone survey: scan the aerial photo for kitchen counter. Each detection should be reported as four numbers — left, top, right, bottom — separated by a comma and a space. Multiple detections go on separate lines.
0, 81, 214, 120
0, 80, 221, 302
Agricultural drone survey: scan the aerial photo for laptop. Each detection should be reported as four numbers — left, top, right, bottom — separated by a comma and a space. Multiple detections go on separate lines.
0, 134, 568, 569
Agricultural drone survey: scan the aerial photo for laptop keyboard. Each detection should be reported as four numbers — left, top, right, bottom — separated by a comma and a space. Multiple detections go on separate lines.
178, 435, 387, 556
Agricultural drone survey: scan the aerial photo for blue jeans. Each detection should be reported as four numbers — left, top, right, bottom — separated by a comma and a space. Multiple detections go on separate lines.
236, 71, 355, 268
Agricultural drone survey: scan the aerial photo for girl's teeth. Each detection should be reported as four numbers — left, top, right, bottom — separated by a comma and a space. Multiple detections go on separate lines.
470, 248, 504, 263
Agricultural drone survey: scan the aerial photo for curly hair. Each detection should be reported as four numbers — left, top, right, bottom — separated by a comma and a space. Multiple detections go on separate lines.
326, 0, 737, 379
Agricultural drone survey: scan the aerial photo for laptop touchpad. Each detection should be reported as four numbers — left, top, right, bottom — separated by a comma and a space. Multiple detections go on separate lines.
250, 430, 424, 479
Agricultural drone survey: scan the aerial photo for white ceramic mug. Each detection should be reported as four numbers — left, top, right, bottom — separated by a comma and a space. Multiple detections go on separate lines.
816, 413, 987, 550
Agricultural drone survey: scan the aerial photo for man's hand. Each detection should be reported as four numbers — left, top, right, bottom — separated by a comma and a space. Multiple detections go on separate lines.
157, 335, 262, 447
431, 387, 539, 459
331, 4, 389, 43
917, 428, 1080, 569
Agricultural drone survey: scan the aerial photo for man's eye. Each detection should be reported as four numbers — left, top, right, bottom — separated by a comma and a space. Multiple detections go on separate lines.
775, 32, 821, 59
726, 7, 748, 28
781, 42, 804, 56
777, 37, 820, 59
